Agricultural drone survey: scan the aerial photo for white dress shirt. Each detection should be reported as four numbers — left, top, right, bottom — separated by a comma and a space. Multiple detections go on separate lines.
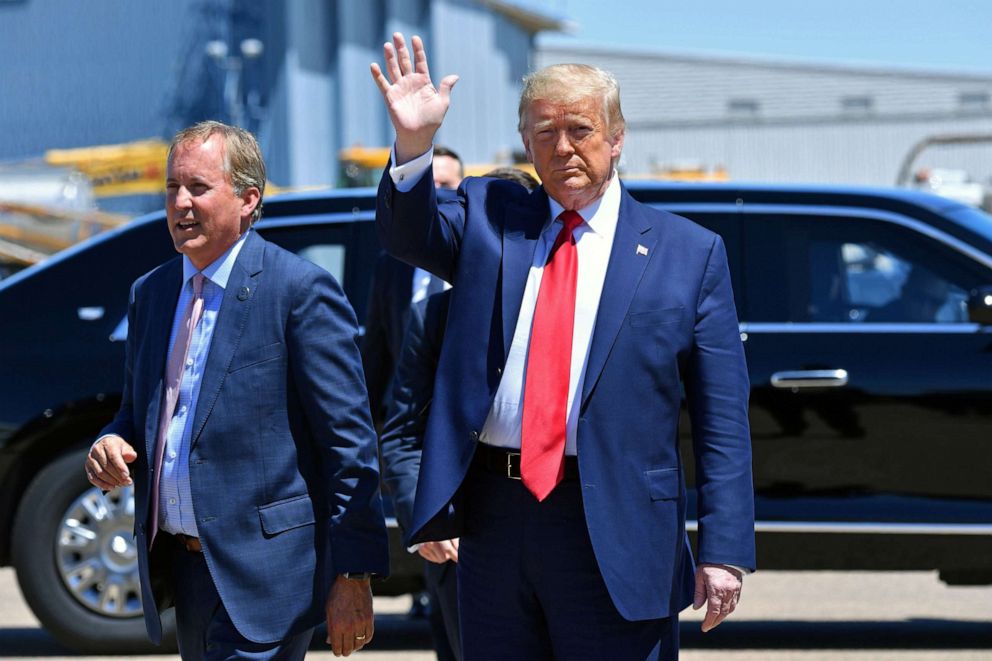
390, 148, 621, 455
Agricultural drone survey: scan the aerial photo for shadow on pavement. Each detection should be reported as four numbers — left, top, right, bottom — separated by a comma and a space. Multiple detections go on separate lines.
681, 619, 992, 649
0, 614, 434, 657
3, 618, 989, 656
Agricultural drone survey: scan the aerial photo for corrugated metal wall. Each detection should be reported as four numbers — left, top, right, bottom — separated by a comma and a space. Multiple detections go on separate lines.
537, 45, 992, 186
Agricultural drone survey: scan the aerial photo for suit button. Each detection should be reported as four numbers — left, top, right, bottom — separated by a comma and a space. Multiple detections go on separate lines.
496, 367, 503, 377
470, 430, 480, 441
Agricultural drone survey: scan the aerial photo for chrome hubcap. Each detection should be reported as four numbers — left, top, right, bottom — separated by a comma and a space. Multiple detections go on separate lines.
56, 486, 142, 618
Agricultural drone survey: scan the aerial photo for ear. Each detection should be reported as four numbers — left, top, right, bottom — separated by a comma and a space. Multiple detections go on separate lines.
521, 134, 534, 163
610, 130, 625, 160
240, 186, 261, 222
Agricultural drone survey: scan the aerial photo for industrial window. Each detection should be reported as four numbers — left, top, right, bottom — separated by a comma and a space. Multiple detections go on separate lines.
727, 99, 760, 117
840, 96, 873, 114
958, 91, 990, 111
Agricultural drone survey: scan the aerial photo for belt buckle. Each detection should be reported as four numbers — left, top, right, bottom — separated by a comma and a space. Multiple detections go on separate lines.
506, 452, 522, 480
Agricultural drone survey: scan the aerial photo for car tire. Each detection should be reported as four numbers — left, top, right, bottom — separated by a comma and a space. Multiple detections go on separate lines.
11, 447, 177, 653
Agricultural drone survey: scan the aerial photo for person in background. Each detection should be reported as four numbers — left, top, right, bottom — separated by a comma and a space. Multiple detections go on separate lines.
86, 121, 388, 659
432, 145, 463, 190
361, 144, 463, 425
372, 34, 755, 660
379, 168, 538, 660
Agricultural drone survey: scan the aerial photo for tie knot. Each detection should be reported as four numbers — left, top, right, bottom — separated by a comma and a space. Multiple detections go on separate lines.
559, 210, 584, 233
191, 273, 205, 298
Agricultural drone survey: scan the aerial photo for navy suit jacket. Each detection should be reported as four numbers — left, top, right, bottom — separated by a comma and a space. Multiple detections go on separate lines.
361, 253, 414, 424
102, 231, 389, 644
379, 291, 451, 534
376, 169, 755, 621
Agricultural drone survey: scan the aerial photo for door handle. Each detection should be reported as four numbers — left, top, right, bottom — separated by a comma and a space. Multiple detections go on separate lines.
770, 369, 848, 389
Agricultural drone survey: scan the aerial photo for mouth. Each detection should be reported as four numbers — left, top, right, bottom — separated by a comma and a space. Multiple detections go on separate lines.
175, 219, 200, 231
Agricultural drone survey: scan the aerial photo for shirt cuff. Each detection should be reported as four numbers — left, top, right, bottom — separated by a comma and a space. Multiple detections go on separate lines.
91, 433, 119, 450
389, 144, 433, 192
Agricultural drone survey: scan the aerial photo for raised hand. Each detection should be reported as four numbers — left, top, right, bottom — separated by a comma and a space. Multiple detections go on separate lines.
370, 33, 458, 164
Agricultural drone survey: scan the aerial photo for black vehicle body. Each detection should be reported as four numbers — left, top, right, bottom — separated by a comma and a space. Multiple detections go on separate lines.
1, 182, 991, 652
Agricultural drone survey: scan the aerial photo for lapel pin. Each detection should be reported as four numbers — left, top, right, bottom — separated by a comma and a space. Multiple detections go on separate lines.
636, 244, 649, 256
237, 286, 251, 301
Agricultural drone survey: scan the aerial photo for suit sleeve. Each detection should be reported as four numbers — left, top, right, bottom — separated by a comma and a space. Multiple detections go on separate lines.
375, 162, 464, 284
287, 266, 389, 576
684, 234, 756, 571
99, 280, 138, 443
360, 255, 394, 425
378, 298, 435, 535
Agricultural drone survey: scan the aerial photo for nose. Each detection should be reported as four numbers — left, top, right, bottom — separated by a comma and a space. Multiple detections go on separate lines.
554, 131, 573, 157
173, 186, 192, 210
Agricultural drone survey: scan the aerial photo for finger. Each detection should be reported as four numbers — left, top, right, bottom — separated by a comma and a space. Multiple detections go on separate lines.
370, 63, 391, 96
109, 444, 133, 485
393, 32, 412, 75
411, 35, 430, 77
121, 443, 138, 463
86, 468, 117, 491
383, 41, 402, 84
702, 596, 723, 632
341, 630, 354, 657
438, 75, 459, 101
89, 452, 125, 486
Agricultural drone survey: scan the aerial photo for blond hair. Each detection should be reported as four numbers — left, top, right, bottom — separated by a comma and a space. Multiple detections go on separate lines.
169, 121, 266, 223
517, 64, 626, 138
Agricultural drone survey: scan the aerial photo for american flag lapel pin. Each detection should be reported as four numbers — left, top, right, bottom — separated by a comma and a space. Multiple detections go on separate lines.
636, 244, 649, 256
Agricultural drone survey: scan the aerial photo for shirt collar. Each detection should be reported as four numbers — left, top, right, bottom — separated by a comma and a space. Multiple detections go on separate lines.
181, 229, 251, 290
546, 171, 622, 237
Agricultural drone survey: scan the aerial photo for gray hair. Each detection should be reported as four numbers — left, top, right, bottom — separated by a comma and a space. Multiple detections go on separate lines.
517, 63, 626, 138
169, 121, 266, 223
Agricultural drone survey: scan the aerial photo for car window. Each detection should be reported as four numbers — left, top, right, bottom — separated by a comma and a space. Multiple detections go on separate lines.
744, 213, 990, 323
298, 244, 346, 284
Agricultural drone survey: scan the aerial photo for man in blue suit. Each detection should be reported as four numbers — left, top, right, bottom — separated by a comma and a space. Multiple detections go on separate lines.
85, 121, 388, 659
371, 35, 755, 659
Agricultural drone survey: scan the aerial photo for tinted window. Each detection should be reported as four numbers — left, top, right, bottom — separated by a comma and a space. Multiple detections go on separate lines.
257, 220, 379, 323
744, 213, 992, 323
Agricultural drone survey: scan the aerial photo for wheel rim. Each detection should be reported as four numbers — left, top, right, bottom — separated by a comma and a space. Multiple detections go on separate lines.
55, 486, 142, 618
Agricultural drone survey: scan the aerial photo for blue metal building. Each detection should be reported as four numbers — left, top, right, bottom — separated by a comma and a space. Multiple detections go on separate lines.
0, 0, 565, 211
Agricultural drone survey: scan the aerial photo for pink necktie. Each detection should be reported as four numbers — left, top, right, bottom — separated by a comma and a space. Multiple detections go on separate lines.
521, 211, 583, 501
149, 273, 205, 546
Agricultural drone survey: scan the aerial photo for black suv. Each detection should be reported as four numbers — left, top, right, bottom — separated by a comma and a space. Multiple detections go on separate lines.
1, 182, 991, 653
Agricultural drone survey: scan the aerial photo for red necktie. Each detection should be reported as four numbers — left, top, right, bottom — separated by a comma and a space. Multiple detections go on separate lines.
521, 210, 584, 501
150, 273, 205, 547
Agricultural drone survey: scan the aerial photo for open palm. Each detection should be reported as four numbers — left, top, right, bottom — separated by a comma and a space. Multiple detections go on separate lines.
370, 33, 458, 162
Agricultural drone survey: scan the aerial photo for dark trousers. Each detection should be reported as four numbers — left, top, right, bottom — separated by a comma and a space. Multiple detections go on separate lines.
171, 542, 313, 661
425, 559, 461, 660
457, 467, 679, 661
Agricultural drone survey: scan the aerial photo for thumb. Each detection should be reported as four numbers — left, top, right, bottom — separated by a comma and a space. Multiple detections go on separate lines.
438, 75, 459, 99
121, 443, 138, 463
692, 572, 707, 610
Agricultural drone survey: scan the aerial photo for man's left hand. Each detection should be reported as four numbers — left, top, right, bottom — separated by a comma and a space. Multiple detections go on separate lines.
326, 575, 374, 656
692, 564, 743, 632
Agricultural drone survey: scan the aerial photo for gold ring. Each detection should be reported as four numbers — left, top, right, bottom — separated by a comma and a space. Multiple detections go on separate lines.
355, 634, 367, 640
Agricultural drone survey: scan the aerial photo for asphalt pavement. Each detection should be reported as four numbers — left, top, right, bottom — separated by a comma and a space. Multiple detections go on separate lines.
1, 567, 990, 660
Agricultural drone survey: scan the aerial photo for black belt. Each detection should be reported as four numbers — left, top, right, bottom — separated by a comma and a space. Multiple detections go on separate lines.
473, 443, 579, 481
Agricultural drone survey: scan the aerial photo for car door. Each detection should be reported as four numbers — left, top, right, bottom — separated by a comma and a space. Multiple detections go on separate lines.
740, 208, 992, 528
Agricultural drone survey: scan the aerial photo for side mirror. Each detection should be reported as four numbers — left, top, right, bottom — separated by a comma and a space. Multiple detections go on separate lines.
967, 286, 992, 325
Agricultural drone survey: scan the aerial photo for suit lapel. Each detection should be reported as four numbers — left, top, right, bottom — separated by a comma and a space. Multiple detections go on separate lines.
189, 232, 264, 448
581, 187, 657, 406
500, 189, 549, 361
143, 260, 183, 464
